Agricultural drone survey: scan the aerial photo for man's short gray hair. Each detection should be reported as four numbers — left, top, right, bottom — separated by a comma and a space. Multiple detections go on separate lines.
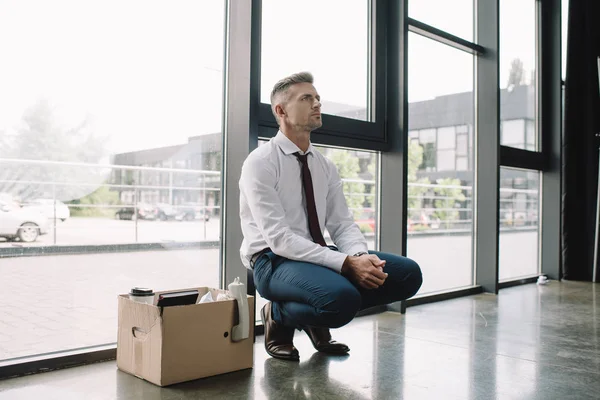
270, 72, 314, 124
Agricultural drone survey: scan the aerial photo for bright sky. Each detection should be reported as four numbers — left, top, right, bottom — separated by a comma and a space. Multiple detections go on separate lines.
562, 0, 569, 80
0, 0, 565, 156
260, 0, 368, 113
0, 0, 225, 155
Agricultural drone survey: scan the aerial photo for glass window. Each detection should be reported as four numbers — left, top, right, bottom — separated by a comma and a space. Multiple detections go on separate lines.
421, 143, 437, 172
500, 0, 537, 151
409, 0, 474, 42
261, 0, 370, 121
408, 33, 474, 294
254, 142, 380, 321
526, 120, 536, 151
456, 157, 468, 171
419, 129, 437, 144
0, 1, 226, 361
501, 119, 526, 147
436, 150, 456, 171
456, 133, 468, 156
499, 168, 540, 281
437, 126, 456, 150
562, 0, 569, 81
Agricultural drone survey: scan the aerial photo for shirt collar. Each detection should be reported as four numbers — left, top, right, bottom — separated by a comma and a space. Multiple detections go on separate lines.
274, 130, 315, 156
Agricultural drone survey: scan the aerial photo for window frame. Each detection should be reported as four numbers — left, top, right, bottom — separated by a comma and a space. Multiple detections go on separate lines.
499, 0, 544, 170
256, 0, 388, 151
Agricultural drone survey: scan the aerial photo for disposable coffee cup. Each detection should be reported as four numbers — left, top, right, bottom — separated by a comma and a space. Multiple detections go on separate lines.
129, 287, 155, 304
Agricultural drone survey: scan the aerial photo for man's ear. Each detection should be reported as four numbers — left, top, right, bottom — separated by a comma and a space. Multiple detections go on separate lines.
275, 104, 286, 120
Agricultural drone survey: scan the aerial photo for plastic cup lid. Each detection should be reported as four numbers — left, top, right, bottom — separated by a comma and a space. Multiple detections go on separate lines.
130, 287, 154, 296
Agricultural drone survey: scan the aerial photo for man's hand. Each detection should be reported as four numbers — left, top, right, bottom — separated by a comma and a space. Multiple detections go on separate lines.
341, 254, 388, 289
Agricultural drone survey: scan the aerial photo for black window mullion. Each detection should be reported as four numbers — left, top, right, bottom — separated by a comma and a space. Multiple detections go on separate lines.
258, 103, 387, 150
500, 146, 545, 171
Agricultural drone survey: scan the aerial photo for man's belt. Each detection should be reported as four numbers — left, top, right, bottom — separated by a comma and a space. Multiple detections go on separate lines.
250, 247, 271, 268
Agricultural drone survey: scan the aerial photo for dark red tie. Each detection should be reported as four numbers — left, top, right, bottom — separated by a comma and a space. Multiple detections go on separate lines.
294, 152, 327, 246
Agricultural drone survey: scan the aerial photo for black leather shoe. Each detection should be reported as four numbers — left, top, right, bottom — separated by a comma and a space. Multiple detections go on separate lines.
261, 303, 300, 361
303, 326, 350, 354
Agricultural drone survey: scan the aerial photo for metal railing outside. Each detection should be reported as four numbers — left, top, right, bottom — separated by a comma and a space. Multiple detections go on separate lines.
0, 158, 539, 248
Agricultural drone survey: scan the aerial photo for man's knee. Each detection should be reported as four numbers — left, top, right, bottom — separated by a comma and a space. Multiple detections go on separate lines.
403, 258, 423, 298
320, 285, 362, 328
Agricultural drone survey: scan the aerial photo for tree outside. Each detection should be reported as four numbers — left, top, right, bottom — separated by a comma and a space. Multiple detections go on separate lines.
327, 149, 365, 219
68, 185, 120, 218
322, 140, 468, 233
507, 58, 526, 88
407, 140, 431, 216
0, 98, 110, 204
366, 153, 376, 208
432, 177, 466, 229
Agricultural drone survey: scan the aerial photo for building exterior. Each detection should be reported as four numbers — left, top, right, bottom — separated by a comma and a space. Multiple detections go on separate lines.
409, 84, 535, 182
111, 86, 537, 224
111, 134, 222, 215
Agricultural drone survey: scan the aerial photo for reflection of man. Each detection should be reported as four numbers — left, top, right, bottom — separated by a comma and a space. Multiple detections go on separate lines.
261, 354, 371, 399
239, 72, 422, 361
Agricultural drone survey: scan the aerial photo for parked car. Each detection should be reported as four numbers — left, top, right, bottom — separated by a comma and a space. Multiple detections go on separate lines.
0, 200, 49, 242
177, 203, 211, 222
0, 193, 19, 208
22, 199, 70, 221
196, 208, 211, 222
156, 203, 179, 221
115, 203, 157, 220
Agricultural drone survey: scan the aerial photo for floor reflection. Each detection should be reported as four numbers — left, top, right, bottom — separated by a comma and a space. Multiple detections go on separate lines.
1, 282, 599, 400
259, 352, 373, 400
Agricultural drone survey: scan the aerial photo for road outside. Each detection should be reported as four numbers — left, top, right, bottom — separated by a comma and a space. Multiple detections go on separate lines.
0, 217, 538, 361
0, 217, 220, 247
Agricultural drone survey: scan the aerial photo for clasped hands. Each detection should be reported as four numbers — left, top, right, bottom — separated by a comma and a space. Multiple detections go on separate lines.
341, 253, 388, 289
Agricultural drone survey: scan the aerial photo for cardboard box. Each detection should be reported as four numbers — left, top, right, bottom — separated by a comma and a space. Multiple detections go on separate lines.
117, 287, 254, 387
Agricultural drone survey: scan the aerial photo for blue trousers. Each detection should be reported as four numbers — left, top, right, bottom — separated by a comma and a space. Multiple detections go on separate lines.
253, 250, 423, 329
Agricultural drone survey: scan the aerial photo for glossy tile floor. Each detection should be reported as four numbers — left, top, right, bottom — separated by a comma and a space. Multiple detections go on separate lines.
0, 281, 598, 399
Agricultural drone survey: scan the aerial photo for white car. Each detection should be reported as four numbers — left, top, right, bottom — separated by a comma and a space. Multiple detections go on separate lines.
0, 202, 49, 242
23, 199, 70, 221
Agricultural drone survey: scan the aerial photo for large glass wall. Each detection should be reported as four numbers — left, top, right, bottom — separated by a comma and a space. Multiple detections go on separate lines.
407, 33, 475, 294
498, 0, 543, 283
499, 168, 541, 281
0, 0, 226, 361
0, 0, 562, 375
260, 0, 370, 121
499, 0, 538, 151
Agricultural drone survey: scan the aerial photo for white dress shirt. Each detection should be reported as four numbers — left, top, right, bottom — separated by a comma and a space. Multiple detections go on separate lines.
239, 131, 369, 272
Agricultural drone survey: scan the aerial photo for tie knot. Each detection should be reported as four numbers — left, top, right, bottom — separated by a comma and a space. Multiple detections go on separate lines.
294, 152, 308, 164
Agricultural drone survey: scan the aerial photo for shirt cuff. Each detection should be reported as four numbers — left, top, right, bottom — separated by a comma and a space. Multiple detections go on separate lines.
345, 244, 369, 257
322, 250, 349, 273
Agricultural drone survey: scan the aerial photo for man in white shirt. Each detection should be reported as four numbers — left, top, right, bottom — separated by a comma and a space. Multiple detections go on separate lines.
239, 72, 422, 361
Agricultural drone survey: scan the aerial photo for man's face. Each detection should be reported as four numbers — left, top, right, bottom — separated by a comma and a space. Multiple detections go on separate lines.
278, 82, 322, 131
